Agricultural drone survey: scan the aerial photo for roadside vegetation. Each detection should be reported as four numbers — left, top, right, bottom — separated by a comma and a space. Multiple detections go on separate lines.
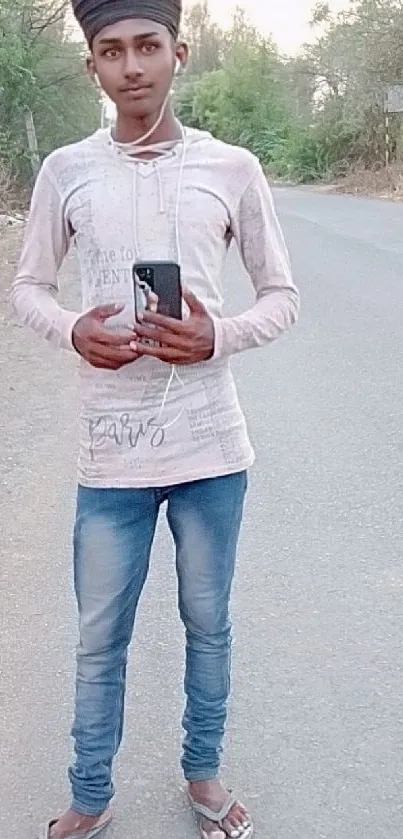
1, 0, 403, 209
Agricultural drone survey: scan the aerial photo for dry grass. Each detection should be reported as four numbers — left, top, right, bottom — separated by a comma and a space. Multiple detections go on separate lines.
0, 158, 30, 216
331, 163, 403, 199
0, 159, 16, 213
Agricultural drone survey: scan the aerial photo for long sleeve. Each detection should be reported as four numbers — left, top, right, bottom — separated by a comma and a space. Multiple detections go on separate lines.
10, 160, 80, 351
212, 164, 299, 359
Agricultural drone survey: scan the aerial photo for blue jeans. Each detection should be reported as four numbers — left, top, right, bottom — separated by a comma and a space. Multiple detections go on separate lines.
68, 472, 247, 816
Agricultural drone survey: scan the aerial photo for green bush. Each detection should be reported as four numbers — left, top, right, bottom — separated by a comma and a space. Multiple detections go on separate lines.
178, 0, 403, 184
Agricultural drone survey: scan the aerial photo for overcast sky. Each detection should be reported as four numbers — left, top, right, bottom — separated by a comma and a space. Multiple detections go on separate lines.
184, 0, 349, 54
68, 1, 349, 55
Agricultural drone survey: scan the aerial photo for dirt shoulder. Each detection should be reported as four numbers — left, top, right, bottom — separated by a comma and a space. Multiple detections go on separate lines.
307, 165, 403, 201
0, 221, 24, 319
272, 163, 403, 201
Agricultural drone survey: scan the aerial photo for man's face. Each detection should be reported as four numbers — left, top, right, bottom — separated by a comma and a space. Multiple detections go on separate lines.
90, 18, 186, 118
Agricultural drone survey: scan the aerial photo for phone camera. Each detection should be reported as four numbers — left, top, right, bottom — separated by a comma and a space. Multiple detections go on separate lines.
136, 266, 154, 282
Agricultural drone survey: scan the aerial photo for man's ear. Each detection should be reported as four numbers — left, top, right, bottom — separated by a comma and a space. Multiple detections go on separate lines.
86, 55, 97, 85
175, 41, 189, 73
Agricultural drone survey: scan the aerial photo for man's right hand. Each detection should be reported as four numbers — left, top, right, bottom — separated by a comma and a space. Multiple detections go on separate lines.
72, 304, 139, 370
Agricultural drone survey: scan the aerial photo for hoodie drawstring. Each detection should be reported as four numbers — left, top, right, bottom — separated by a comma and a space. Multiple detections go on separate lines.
154, 163, 165, 214
117, 125, 188, 431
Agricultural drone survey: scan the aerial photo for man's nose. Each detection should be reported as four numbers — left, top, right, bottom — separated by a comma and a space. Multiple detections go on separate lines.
123, 49, 144, 77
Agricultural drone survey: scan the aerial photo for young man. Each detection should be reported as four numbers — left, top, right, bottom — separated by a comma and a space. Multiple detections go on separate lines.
11, 2, 299, 838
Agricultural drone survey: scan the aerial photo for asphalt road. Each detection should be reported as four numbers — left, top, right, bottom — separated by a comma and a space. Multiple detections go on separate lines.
1, 189, 403, 839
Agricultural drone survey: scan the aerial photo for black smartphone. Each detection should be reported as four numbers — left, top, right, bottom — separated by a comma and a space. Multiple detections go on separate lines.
133, 261, 182, 323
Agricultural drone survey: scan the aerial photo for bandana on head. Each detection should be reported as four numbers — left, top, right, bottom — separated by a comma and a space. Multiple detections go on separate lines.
72, 0, 182, 45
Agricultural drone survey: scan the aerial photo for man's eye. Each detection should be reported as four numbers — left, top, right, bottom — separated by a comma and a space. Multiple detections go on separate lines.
104, 48, 120, 58
141, 43, 158, 55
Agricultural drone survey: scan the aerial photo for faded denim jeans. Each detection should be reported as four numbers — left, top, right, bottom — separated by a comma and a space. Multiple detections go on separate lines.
68, 472, 248, 815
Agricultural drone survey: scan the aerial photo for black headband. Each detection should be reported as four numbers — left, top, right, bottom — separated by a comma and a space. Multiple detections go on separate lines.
72, 0, 182, 44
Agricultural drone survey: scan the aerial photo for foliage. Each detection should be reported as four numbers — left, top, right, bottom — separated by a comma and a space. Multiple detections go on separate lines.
4, 0, 403, 185
177, 8, 292, 167
0, 0, 100, 184
178, 0, 403, 182
181, 0, 224, 76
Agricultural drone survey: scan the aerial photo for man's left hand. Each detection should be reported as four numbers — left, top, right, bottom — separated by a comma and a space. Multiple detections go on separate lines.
131, 290, 215, 365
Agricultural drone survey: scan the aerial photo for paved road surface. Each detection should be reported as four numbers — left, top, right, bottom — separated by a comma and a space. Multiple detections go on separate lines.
1, 189, 402, 839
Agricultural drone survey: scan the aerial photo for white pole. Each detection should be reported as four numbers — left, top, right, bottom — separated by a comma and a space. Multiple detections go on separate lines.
25, 109, 40, 177
385, 113, 390, 166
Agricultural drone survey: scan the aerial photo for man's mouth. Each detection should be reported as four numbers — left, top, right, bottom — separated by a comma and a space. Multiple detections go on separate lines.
119, 84, 152, 97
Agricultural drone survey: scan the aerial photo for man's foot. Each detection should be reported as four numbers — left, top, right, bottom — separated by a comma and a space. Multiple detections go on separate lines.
188, 780, 252, 839
48, 808, 110, 839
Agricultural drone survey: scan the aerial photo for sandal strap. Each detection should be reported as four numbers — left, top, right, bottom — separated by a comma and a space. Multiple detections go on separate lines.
42, 812, 111, 839
189, 791, 237, 824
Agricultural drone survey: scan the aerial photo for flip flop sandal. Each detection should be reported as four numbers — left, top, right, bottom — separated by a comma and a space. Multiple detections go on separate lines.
188, 791, 254, 839
41, 809, 112, 839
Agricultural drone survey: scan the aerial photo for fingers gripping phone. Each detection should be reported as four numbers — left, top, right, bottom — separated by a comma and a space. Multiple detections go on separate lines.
133, 261, 182, 323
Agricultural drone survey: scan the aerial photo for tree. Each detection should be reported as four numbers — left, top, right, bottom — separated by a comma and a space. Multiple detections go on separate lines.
298, 0, 403, 167
181, 0, 223, 77
177, 6, 292, 165
178, 0, 403, 180
0, 0, 100, 185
